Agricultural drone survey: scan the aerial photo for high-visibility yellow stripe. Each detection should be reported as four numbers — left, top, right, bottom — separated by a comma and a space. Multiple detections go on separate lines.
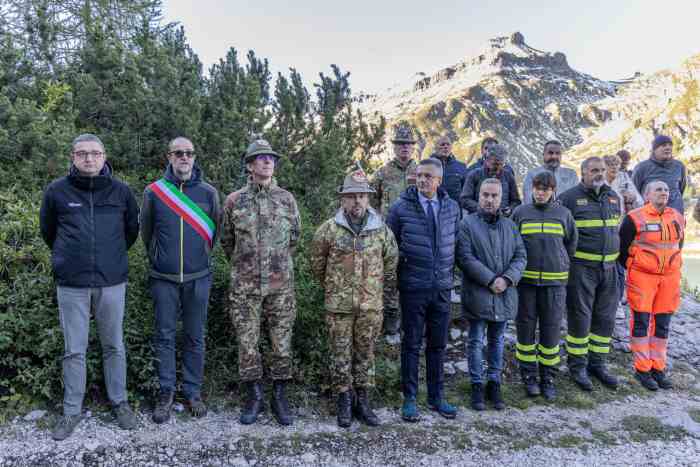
516, 351, 537, 362
574, 251, 619, 262
537, 344, 560, 355
521, 222, 564, 236
575, 217, 620, 228
566, 346, 588, 355
589, 333, 612, 344
566, 334, 589, 345
538, 354, 561, 366
523, 270, 569, 280
516, 342, 537, 352
589, 344, 610, 354
542, 223, 563, 228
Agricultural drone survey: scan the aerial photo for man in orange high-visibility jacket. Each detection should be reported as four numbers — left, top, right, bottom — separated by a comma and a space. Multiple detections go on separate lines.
618, 180, 684, 391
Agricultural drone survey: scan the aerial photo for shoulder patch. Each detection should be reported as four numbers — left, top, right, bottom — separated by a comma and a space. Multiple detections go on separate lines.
576, 198, 588, 206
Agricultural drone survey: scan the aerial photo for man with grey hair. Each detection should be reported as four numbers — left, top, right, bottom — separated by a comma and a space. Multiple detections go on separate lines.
457, 178, 526, 411
522, 140, 578, 204
558, 156, 622, 392
387, 157, 461, 422
40, 133, 140, 440
460, 144, 521, 216
141, 136, 221, 423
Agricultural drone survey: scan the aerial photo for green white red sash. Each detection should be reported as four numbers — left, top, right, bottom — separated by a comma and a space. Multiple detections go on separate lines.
150, 179, 215, 247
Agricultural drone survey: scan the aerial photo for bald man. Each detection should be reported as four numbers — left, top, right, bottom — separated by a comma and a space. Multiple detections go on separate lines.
141, 136, 222, 423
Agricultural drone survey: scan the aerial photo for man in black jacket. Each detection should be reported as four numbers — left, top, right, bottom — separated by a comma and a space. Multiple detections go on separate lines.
558, 157, 622, 391
386, 158, 461, 423
40, 134, 139, 440
460, 144, 521, 217
141, 137, 221, 423
511, 172, 578, 400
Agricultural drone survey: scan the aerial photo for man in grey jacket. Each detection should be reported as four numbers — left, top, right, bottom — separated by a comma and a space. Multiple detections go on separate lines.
632, 135, 687, 215
522, 140, 578, 204
456, 179, 527, 411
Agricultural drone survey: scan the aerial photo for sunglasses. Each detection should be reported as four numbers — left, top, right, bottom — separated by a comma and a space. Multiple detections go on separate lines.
170, 150, 196, 159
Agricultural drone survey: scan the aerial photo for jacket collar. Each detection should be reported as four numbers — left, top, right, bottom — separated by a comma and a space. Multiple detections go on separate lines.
163, 162, 203, 186
334, 207, 383, 234
391, 158, 416, 171
68, 161, 113, 191
402, 185, 449, 205
246, 176, 278, 194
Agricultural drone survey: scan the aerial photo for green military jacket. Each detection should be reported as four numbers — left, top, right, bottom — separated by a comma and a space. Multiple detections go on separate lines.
370, 158, 417, 217
222, 178, 301, 295
311, 208, 399, 313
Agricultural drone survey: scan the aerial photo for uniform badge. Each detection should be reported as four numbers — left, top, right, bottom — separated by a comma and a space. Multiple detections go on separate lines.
644, 223, 661, 232
576, 198, 588, 206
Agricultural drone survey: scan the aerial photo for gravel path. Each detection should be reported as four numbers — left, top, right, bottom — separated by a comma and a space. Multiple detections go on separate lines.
2, 297, 699, 466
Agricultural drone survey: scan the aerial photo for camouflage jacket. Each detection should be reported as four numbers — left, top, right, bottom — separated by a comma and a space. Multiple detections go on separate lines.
369, 158, 417, 217
311, 208, 398, 313
222, 178, 301, 295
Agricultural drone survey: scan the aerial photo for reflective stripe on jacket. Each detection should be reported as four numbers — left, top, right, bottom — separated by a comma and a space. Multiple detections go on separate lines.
622, 204, 684, 275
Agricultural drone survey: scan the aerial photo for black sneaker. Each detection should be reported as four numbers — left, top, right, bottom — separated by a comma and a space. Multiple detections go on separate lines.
635, 371, 659, 391
470, 383, 486, 411
651, 369, 673, 390
153, 391, 174, 424
113, 401, 137, 430
51, 414, 82, 441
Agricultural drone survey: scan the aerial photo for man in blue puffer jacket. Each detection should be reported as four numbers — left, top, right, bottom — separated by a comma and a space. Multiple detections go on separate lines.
386, 158, 461, 423
141, 137, 221, 423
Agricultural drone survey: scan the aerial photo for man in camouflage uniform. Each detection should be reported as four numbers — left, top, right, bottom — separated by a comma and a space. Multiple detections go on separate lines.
221, 139, 301, 426
370, 122, 417, 343
311, 167, 398, 428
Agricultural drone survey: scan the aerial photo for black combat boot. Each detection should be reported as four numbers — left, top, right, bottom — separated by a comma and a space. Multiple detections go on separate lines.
651, 369, 673, 390
470, 383, 486, 411
636, 371, 659, 391
539, 366, 556, 401
353, 388, 379, 427
588, 362, 619, 389
271, 380, 293, 426
521, 369, 541, 397
485, 380, 505, 411
569, 367, 593, 391
152, 391, 174, 424
239, 381, 264, 425
337, 391, 352, 428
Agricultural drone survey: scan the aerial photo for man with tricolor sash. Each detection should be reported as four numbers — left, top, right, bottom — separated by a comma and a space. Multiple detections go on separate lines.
141, 137, 221, 423
511, 171, 577, 400
222, 138, 301, 426
558, 156, 622, 391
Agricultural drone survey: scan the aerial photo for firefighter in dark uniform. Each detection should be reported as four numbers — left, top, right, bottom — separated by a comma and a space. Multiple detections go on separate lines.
511, 171, 578, 400
558, 156, 622, 391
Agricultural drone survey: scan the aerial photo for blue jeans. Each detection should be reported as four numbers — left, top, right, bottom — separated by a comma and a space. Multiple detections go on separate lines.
151, 275, 211, 399
467, 319, 507, 384
400, 290, 450, 402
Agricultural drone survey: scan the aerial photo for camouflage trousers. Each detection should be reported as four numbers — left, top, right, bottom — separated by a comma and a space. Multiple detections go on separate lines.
326, 309, 383, 393
229, 291, 296, 382
383, 288, 401, 335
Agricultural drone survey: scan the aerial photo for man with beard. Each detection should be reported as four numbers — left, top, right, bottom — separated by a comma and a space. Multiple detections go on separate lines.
632, 135, 687, 215
558, 157, 622, 391
466, 137, 515, 177
141, 137, 221, 423
460, 144, 520, 216
522, 140, 578, 204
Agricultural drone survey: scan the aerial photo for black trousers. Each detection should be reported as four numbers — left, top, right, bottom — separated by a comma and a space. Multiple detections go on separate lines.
516, 284, 565, 375
565, 263, 618, 370
400, 289, 450, 402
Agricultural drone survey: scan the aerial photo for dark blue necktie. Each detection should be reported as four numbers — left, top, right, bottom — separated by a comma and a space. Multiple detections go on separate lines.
426, 199, 437, 253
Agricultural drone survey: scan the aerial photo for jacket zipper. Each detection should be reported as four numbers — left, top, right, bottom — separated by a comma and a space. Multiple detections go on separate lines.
180, 182, 184, 283
90, 179, 95, 287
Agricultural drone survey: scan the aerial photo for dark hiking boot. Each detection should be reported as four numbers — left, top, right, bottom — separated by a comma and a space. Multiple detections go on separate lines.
354, 388, 380, 426
588, 364, 619, 389
270, 380, 293, 426
522, 374, 541, 397
485, 381, 505, 411
240, 381, 264, 425
337, 391, 352, 428
186, 396, 208, 418
539, 366, 556, 401
651, 369, 673, 390
113, 401, 137, 429
470, 383, 486, 411
570, 367, 593, 391
51, 414, 82, 441
152, 391, 174, 424
636, 371, 659, 391
401, 397, 420, 422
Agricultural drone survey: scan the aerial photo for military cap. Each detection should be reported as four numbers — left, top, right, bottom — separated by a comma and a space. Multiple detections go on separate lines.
338, 167, 375, 195
244, 138, 281, 164
391, 124, 417, 144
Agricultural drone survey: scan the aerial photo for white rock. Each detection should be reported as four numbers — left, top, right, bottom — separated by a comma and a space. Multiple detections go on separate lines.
450, 328, 462, 341
454, 360, 470, 373
83, 439, 100, 451
301, 453, 317, 464
23, 410, 46, 422
173, 403, 185, 413
444, 362, 456, 376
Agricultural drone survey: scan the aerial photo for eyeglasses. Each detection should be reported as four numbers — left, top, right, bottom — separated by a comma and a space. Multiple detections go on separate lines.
170, 150, 196, 159
73, 151, 104, 159
255, 154, 276, 162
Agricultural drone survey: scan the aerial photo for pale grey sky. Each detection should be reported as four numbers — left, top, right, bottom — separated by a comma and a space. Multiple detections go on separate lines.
163, 0, 700, 94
